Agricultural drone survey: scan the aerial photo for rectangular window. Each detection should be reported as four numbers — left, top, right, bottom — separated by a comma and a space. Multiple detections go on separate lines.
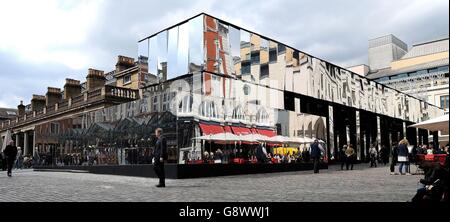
278, 44, 286, 54
390, 73, 407, 80
241, 60, 251, 75
438, 66, 449, 73
260, 63, 269, 79
50, 123, 59, 134
428, 68, 439, 74
269, 48, 277, 63
440, 95, 449, 109
250, 51, 260, 65
123, 74, 132, 84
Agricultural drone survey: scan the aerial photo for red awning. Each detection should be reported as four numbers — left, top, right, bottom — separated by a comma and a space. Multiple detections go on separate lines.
199, 123, 225, 135
224, 126, 233, 133
231, 126, 252, 135
257, 129, 276, 137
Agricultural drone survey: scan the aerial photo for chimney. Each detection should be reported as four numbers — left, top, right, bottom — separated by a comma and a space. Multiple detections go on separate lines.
31, 95, 46, 112
116, 55, 135, 72
64, 78, 81, 99
17, 101, 25, 116
46, 87, 62, 107
86, 68, 106, 91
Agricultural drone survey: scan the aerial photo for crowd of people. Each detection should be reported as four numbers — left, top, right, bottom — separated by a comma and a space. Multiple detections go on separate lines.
412, 144, 449, 202
198, 140, 326, 167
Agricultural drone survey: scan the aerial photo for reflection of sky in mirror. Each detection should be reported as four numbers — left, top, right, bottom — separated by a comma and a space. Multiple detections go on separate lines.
167, 27, 178, 80
188, 16, 204, 70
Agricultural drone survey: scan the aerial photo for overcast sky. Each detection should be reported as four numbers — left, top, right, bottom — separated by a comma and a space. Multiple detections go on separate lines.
0, 0, 448, 108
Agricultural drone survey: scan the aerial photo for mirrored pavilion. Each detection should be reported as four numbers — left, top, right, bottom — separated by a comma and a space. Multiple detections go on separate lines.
17, 13, 445, 178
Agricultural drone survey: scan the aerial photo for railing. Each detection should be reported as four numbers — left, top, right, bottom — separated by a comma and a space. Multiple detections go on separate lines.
0, 85, 139, 131
47, 105, 56, 114
88, 88, 102, 100
58, 100, 69, 111
71, 95, 84, 107
104, 85, 139, 100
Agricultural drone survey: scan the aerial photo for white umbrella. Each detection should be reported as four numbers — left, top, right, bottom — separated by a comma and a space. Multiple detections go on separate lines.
193, 133, 240, 142
258, 135, 289, 143
409, 114, 449, 134
288, 137, 306, 144
304, 137, 315, 143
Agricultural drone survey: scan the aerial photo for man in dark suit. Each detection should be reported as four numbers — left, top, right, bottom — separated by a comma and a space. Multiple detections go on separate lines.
153, 128, 167, 188
4, 140, 18, 177
310, 139, 321, 174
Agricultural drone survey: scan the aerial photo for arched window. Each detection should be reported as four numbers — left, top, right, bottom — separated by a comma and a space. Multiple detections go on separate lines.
256, 108, 269, 124
178, 95, 193, 114
199, 100, 219, 119
232, 105, 245, 121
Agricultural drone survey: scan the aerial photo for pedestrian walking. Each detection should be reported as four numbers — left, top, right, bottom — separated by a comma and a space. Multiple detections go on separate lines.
379, 145, 389, 165
345, 144, 355, 170
397, 138, 410, 175
33, 147, 40, 167
369, 144, 378, 168
3, 141, 18, 177
340, 145, 347, 170
310, 139, 321, 174
390, 142, 398, 175
15, 147, 23, 169
153, 128, 167, 188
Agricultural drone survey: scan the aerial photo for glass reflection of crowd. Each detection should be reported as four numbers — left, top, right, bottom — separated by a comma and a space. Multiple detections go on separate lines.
185, 142, 324, 165
34, 147, 155, 167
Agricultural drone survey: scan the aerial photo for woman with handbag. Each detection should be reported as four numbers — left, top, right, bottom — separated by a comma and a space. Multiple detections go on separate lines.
398, 138, 410, 175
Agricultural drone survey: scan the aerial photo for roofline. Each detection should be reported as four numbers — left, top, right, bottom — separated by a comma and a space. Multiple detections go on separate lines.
412, 36, 449, 47
368, 34, 396, 41
138, 12, 444, 111
346, 64, 370, 69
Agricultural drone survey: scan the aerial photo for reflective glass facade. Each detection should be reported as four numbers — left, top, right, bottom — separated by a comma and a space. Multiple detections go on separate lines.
34, 13, 444, 168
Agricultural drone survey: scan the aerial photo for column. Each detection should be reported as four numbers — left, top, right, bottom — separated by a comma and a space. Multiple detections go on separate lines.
15, 133, 20, 147
376, 116, 381, 150
356, 110, 361, 161
402, 122, 407, 141
32, 130, 37, 156
328, 105, 335, 160
416, 128, 420, 146
432, 131, 439, 149
23, 131, 29, 156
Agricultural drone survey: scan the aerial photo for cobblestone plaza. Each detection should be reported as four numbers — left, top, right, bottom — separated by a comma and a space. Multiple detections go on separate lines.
0, 165, 420, 202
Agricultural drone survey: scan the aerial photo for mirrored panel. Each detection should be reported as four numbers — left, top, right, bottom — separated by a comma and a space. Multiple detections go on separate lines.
229, 25, 241, 75
177, 22, 189, 76
240, 30, 251, 78
188, 16, 204, 73
204, 15, 219, 73
148, 36, 158, 75
156, 31, 168, 81
167, 26, 179, 80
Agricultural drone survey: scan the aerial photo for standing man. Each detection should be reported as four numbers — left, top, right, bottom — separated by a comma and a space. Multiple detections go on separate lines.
340, 145, 347, 170
4, 140, 18, 177
369, 144, 378, 168
15, 147, 23, 169
153, 128, 167, 188
310, 139, 321, 174
390, 142, 398, 175
345, 144, 355, 170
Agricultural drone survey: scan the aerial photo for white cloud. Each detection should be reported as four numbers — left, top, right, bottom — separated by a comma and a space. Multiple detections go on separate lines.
0, 0, 448, 108
0, 0, 102, 69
